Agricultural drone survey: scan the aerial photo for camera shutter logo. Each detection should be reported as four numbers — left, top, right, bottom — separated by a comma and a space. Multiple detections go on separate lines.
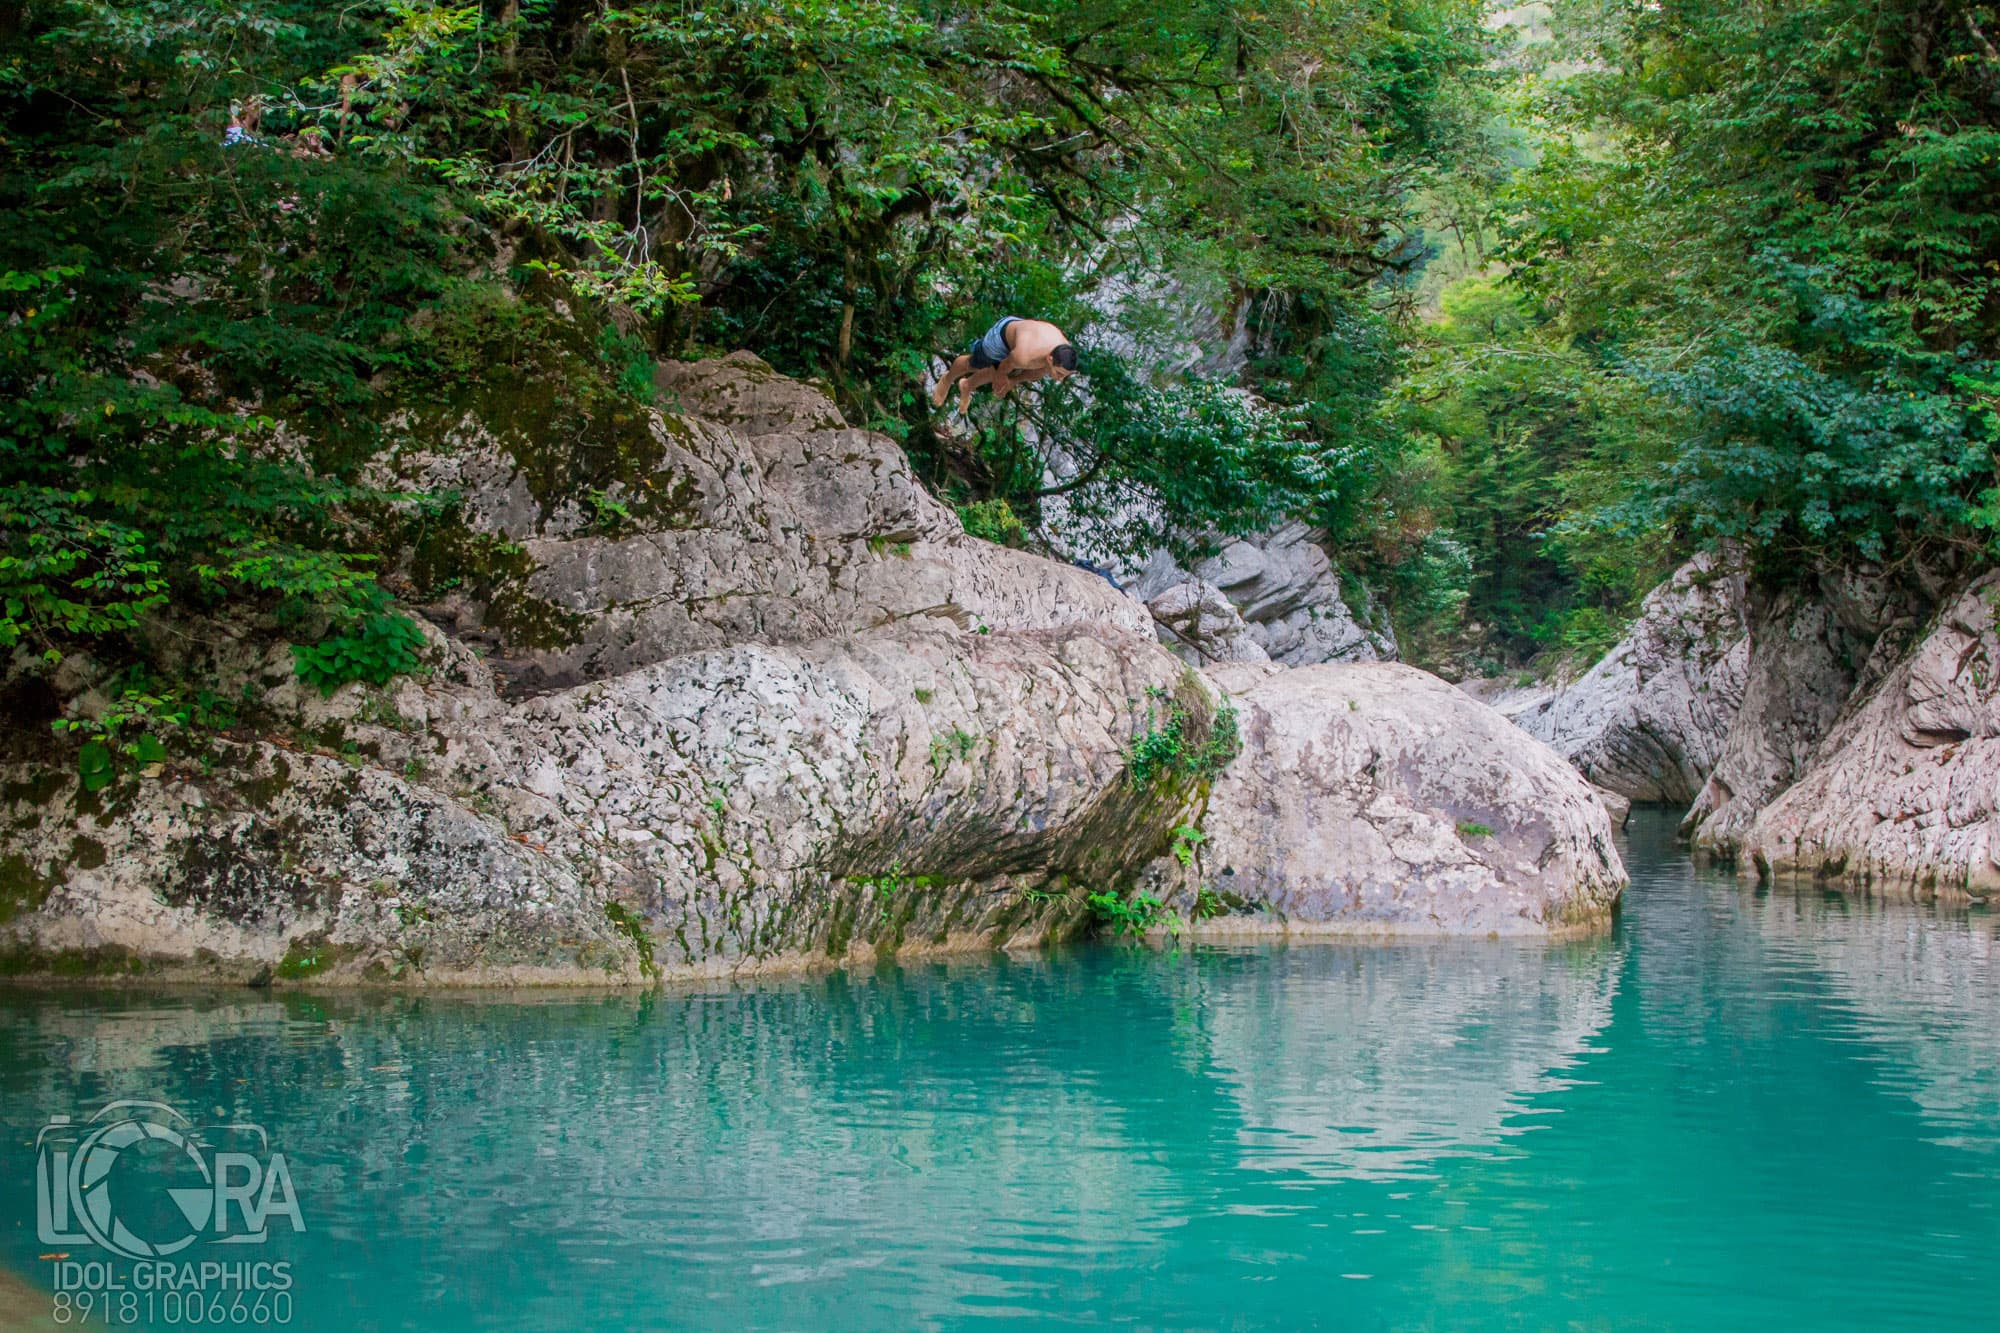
36, 1100, 304, 1262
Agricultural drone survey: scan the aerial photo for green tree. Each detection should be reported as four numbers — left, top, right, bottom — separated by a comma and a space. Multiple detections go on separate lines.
1504, 0, 2000, 570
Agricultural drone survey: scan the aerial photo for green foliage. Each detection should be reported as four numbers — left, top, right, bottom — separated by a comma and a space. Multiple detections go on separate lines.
49, 684, 196, 791
603, 903, 658, 979
1029, 360, 1343, 564
927, 727, 980, 773
0, 4, 657, 713
1170, 825, 1207, 869
1191, 887, 1228, 921
1127, 688, 1240, 789
275, 940, 331, 981
1500, 0, 2000, 571
956, 499, 1025, 548
291, 611, 427, 696
1085, 890, 1173, 940
855, 863, 948, 898
1377, 275, 1673, 669
0, 0, 1512, 705
1456, 821, 1494, 839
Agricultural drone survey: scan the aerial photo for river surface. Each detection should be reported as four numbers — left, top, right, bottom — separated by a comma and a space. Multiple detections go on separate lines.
2, 811, 1998, 1329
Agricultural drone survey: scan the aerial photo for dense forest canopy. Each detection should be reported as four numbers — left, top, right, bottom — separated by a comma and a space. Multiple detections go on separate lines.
4, 0, 1999, 729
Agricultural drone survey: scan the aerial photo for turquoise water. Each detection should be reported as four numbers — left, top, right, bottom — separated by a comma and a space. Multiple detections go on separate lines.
3, 810, 1999, 1329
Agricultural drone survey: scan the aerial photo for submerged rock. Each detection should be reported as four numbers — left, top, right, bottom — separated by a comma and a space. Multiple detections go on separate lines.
3, 355, 1624, 983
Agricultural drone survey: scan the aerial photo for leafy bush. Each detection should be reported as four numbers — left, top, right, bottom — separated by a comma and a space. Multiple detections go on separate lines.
292, 612, 427, 696
1085, 891, 1173, 939
956, 498, 1025, 547
1170, 824, 1208, 868
1128, 688, 1240, 789
927, 727, 980, 773
1030, 359, 1343, 564
49, 686, 189, 792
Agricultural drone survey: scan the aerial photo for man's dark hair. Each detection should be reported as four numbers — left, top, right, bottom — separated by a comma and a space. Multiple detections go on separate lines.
1052, 343, 1078, 371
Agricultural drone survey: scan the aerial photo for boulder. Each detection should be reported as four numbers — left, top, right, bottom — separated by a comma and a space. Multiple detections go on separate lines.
1499, 550, 1749, 805
1130, 522, 1396, 667
3, 354, 1626, 984
1741, 575, 2000, 898
369, 352, 1150, 694
1145, 579, 1271, 665
4, 620, 1209, 982
1684, 565, 1931, 855
1145, 663, 1625, 935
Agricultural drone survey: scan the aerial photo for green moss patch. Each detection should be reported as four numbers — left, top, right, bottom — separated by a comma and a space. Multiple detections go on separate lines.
0, 854, 53, 924
274, 937, 359, 981
603, 902, 658, 979
0, 944, 150, 979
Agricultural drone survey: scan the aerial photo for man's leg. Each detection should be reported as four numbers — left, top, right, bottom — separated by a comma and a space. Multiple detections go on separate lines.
932, 354, 973, 407
957, 368, 995, 414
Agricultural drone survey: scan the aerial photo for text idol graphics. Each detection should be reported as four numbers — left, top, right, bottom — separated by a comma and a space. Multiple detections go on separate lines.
35, 1100, 303, 1324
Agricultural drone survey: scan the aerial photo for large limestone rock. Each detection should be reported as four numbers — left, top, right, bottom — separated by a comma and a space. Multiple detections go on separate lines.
1131, 521, 1396, 666
3, 620, 1204, 982
1741, 575, 2000, 897
1144, 579, 1271, 665
1684, 565, 1933, 854
3, 353, 1624, 983
1144, 663, 1625, 935
373, 350, 1149, 693
1499, 551, 1749, 804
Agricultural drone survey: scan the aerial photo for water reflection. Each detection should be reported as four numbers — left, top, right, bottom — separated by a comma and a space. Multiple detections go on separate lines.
1745, 886, 2000, 1150
1192, 940, 1620, 1180
0, 819, 1997, 1330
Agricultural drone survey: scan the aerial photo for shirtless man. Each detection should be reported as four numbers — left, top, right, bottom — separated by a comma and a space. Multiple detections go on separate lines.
931, 316, 1078, 413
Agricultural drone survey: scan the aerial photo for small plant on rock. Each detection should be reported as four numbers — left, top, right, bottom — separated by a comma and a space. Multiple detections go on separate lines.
293, 605, 427, 696
1127, 684, 1240, 789
1086, 889, 1172, 938
928, 726, 979, 772
51, 685, 190, 791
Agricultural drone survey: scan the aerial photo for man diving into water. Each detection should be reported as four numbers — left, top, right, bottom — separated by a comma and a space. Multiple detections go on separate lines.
932, 316, 1078, 414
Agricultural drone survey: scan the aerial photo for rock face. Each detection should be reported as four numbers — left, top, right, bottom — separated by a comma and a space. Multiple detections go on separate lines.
2, 355, 1624, 983
1133, 521, 1396, 667
1496, 542, 2000, 900
1146, 664, 1625, 935
1740, 575, 2000, 897
1501, 551, 1749, 804
378, 350, 1150, 694
1144, 580, 1271, 665
1683, 565, 1933, 855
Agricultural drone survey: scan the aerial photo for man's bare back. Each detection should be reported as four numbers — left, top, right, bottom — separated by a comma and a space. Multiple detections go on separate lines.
932, 317, 1077, 414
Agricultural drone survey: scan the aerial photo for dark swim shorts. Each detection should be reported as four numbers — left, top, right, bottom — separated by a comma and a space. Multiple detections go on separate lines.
967, 316, 1020, 370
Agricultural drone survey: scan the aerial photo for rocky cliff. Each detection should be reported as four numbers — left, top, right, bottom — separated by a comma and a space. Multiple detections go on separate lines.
1, 356, 1624, 984
1739, 574, 2000, 896
1500, 546, 1997, 901
1492, 550, 1749, 806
